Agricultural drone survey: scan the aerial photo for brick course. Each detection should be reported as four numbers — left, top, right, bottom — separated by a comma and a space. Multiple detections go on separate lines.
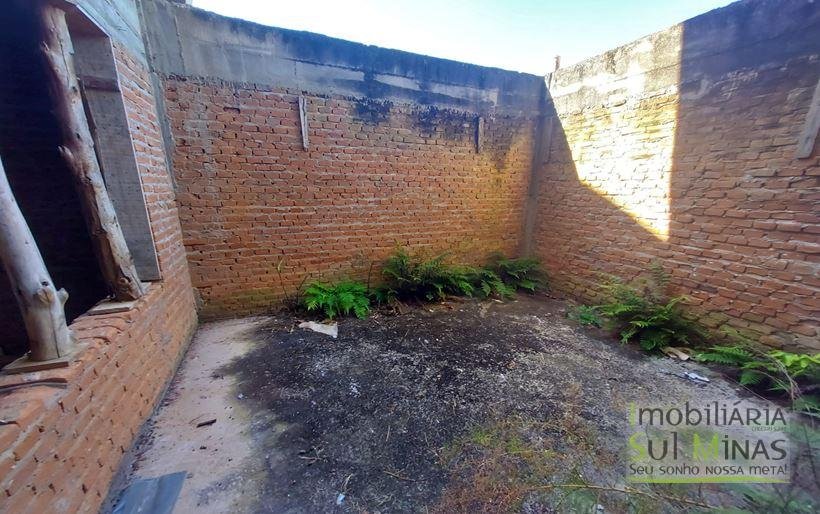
165, 79, 537, 317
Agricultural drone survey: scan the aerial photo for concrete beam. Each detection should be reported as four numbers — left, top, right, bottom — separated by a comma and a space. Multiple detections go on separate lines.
139, 0, 544, 115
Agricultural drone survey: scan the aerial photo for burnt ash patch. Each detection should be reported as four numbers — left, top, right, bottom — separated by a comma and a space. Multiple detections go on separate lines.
215, 296, 809, 513
219, 298, 568, 513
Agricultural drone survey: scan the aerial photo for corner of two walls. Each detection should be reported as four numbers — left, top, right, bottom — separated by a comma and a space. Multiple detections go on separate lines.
140, 0, 545, 318
531, 0, 820, 350
141, 0, 818, 350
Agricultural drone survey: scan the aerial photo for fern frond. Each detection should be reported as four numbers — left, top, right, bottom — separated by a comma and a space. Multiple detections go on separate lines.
739, 369, 766, 386
697, 346, 755, 366
793, 395, 820, 414
487, 255, 547, 293
301, 280, 370, 320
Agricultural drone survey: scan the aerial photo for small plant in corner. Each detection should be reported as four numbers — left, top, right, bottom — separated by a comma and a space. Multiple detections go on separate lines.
302, 280, 370, 319
274, 258, 308, 309
464, 266, 515, 299
569, 305, 603, 327
378, 248, 473, 302
487, 253, 548, 293
596, 264, 699, 352
376, 248, 526, 304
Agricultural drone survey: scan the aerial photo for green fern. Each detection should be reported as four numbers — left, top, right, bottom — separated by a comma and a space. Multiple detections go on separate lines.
596, 271, 696, 352
487, 254, 548, 292
712, 484, 817, 513
381, 249, 460, 301
647, 261, 670, 301
302, 280, 370, 319
569, 305, 602, 327
769, 350, 820, 379
793, 395, 820, 415
698, 345, 820, 384
371, 284, 397, 305
738, 369, 766, 387
697, 338, 820, 411
464, 267, 515, 299
379, 248, 515, 302
696, 345, 755, 366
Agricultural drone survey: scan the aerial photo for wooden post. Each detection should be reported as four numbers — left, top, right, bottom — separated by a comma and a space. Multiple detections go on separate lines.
0, 157, 75, 364
475, 116, 484, 153
39, 4, 144, 301
298, 96, 310, 150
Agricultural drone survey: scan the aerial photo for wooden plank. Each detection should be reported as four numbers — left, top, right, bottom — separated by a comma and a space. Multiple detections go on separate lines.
79, 75, 120, 92
3, 355, 71, 374
796, 78, 820, 159
298, 95, 310, 150
87, 298, 139, 315
475, 116, 484, 153
39, 5, 145, 301
0, 156, 76, 363
74, 35, 161, 281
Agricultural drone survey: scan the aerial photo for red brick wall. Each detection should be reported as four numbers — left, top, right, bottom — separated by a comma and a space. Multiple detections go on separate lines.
0, 43, 198, 514
166, 79, 537, 317
531, 2, 820, 350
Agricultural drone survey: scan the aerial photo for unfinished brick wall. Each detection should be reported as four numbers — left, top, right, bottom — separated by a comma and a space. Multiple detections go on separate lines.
142, 0, 543, 317
166, 80, 537, 316
531, 0, 820, 350
0, 34, 198, 514
1, 1, 818, 512
147, 0, 818, 345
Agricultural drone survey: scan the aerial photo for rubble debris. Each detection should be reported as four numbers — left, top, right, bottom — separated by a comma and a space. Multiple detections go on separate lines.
112, 471, 186, 514
682, 371, 710, 383
298, 321, 338, 338
662, 347, 692, 361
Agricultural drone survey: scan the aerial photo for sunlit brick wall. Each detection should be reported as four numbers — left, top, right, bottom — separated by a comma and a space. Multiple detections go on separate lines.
533, 0, 819, 349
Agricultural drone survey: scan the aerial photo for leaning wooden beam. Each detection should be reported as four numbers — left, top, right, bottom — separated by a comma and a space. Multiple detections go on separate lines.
0, 156, 75, 364
39, 5, 144, 301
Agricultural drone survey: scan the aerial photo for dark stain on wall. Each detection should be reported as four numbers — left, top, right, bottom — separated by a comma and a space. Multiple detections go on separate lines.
352, 97, 393, 124
413, 106, 473, 140
487, 115, 526, 171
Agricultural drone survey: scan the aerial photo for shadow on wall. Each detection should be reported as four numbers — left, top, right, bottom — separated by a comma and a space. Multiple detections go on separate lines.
532, 0, 820, 350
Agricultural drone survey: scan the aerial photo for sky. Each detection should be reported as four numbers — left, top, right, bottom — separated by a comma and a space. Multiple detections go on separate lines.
191, 0, 734, 75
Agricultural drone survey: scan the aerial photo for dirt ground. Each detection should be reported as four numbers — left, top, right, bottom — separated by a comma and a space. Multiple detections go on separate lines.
116, 295, 817, 513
